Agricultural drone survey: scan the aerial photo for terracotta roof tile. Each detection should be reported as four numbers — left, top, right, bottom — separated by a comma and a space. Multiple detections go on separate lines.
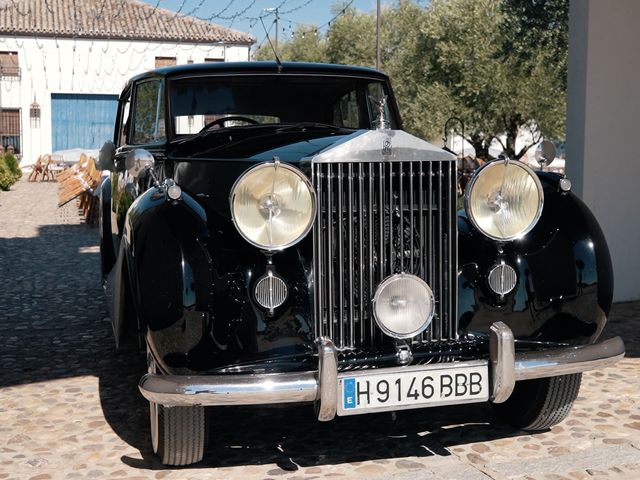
0, 0, 255, 44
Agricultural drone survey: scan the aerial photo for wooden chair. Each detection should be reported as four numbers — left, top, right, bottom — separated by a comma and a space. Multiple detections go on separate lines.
41, 155, 55, 182
58, 155, 104, 225
28, 156, 44, 182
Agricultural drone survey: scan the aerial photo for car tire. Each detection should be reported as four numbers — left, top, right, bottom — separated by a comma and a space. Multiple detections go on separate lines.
147, 349, 206, 465
493, 373, 582, 431
151, 403, 206, 466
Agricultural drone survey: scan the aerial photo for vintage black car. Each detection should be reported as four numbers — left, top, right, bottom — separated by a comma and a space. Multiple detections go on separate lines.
98, 61, 625, 465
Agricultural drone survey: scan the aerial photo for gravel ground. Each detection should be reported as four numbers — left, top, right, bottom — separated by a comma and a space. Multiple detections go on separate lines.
0, 178, 639, 480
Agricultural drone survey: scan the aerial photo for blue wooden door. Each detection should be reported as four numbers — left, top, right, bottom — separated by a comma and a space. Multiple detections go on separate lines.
51, 93, 118, 151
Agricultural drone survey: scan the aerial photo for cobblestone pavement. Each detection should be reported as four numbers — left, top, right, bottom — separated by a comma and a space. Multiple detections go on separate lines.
1, 179, 639, 480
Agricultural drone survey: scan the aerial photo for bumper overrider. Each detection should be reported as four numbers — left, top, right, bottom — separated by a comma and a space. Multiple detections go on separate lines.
139, 322, 625, 420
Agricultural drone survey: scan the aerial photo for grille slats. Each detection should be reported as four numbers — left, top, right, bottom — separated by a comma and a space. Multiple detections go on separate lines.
313, 159, 457, 350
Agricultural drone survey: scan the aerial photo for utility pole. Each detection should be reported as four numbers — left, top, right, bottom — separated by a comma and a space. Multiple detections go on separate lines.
376, 0, 381, 70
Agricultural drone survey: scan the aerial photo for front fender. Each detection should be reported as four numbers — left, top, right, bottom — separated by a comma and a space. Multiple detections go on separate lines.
458, 173, 613, 346
124, 183, 314, 375
123, 187, 210, 373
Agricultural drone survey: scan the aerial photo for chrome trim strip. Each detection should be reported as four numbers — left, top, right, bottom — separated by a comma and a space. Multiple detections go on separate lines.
337, 164, 345, 348
489, 322, 515, 403
514, 336, 625, 381
139, 371, 318, 407
316, 337, 338, 421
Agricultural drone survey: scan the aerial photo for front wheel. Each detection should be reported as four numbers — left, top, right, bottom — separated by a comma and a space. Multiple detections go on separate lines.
148, 349, 206, 465
493, 373, 582, 431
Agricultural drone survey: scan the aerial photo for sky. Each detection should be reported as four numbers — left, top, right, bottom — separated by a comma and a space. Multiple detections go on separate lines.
141, 0, 387, 50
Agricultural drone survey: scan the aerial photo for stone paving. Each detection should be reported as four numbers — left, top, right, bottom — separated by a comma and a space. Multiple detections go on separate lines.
0, 178, 639, 480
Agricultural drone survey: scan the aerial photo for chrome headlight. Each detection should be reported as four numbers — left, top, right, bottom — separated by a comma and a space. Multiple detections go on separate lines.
465, 160, 543, 241
372, 274, 435, 339
230, 162, 316, 250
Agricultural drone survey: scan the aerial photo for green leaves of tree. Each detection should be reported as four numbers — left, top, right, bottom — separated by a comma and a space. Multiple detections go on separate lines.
255, 0, 567, 159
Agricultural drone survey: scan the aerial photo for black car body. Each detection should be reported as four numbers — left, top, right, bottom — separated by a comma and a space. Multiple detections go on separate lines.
98, 61, 625, 465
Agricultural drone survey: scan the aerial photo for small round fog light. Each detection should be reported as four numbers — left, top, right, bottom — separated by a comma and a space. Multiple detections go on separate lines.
372, 274, 435, 339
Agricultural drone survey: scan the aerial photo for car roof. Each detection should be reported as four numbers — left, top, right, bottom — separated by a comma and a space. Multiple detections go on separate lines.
124, 61, 389, 88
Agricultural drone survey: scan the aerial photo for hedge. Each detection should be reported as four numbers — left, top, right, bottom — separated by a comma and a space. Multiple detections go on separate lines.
0, 153, 21, 191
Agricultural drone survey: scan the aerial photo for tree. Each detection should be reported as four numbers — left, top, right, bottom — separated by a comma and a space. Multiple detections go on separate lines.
411, 0, 567, 159
254, 24, 327, 62
253, 0, 568, 160
325, 8, 376, 66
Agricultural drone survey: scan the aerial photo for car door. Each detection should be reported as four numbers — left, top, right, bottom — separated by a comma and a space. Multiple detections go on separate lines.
111, 77, 166, 248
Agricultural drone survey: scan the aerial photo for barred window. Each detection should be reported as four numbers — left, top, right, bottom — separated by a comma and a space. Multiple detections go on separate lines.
0, 51, 19, 77
0, 108, 21, 153
155, 56, 176, 68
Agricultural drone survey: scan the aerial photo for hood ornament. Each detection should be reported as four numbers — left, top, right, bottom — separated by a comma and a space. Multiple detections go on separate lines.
370, 95, 390, 131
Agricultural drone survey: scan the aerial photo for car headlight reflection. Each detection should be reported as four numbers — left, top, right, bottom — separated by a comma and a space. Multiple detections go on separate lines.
230, 161, 316, 251
465, 160, 543, 241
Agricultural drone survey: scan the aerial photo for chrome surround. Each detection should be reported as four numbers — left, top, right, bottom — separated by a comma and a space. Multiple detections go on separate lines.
254, 269, 288, 314
372, 273, 435, 340
487, 262, 518, 297
138, 330, 625, 410
464, 159, 544, 242
228, 160, 317, 252
489, 322, 515, 403
310, 130, 458, 349
316, 337, 338, 421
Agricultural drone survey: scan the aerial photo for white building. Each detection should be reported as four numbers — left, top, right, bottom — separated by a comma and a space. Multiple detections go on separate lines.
567, 0, 640, 302
0, 0, 254, 165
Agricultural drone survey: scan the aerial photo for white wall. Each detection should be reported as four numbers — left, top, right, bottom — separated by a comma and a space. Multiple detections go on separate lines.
0, 36, 250, 166
567, 0, 640, 301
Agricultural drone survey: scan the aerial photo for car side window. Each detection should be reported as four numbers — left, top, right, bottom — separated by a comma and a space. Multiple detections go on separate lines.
132, 79, 165, 144
118, 98, 131, 147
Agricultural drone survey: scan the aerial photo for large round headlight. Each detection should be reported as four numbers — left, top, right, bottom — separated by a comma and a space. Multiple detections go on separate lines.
465, 160, 543, 241
373, 274, 435, 339
230, 162, 316, 250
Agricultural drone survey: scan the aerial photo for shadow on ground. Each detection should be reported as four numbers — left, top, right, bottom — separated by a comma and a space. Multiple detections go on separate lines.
1, 222, 637, 472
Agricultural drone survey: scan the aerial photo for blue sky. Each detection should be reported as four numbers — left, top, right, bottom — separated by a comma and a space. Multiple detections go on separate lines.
141, 0, 387, 49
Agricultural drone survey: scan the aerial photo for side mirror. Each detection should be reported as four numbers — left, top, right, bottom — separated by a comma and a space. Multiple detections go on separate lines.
97, 141, 116, 171
125, 149, 155, 179
534, 141, 556, 169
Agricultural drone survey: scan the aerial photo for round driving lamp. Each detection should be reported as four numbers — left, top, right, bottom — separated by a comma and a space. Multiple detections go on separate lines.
230, 162, 316, 251
372, 274, 435, 339
465, 160, 544, 241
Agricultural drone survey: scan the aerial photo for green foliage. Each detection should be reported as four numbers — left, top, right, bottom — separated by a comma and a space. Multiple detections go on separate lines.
0, 156, 13, 191
4, 152, 21, 181
326, 8, 376, 66
255, 25, 327, 62
412, 0, 567, 158
252, 0, 568, 158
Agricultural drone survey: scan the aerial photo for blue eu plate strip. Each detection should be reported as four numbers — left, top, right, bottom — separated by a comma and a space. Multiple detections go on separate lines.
343, 378, 356, 409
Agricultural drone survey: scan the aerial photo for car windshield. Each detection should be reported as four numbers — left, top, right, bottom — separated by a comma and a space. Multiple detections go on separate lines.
169, 74, 397, 137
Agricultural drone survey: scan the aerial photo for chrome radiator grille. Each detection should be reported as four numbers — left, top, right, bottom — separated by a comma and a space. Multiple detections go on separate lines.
312, 160, 457, 350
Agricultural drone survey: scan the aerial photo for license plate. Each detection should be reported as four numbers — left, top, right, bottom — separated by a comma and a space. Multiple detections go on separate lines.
337, 361, 489, 416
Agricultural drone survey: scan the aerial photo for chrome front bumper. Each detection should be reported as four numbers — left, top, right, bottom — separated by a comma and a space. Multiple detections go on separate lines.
139, 322, 625, 420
